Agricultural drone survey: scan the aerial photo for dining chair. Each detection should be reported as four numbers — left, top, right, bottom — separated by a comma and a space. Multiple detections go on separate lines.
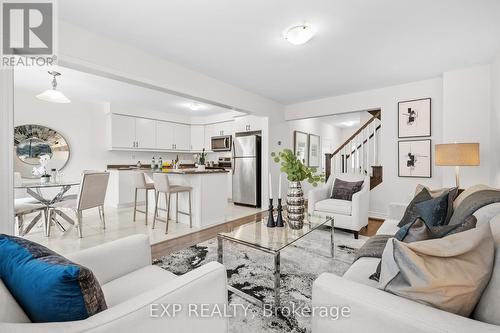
133, 172, 155, 225
50, 171, 110, 238
152, 173, 192, 234
14, 172, 46, 236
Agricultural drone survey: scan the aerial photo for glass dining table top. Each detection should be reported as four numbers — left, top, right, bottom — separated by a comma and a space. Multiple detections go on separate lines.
14, 180, 80, 189
218, 214, 334, 253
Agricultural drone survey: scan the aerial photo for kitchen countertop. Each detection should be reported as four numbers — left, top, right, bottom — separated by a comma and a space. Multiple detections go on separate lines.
108, 167, 229, 174
149, 168, 229, 175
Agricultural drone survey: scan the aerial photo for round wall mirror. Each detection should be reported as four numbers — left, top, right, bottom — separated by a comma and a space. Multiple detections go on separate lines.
14, 124, 70, 178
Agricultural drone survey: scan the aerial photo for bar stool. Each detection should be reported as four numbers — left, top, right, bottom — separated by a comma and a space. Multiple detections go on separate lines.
133, 172, 155, 225
152, 173, 193, 234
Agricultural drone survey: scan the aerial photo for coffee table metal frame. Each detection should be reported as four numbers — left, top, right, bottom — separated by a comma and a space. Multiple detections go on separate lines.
217, 216, 334, 309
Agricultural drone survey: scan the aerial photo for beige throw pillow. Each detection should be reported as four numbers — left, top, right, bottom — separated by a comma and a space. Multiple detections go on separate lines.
453, 184, 494, 210
379, 223, 495, 317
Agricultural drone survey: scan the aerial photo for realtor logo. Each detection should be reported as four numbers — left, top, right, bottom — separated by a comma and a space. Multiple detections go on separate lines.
1, 1, 56, 67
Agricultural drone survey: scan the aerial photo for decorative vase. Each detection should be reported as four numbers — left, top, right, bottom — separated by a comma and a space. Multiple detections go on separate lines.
286, 181, 305, 229
197, 164, 206, 171
40, 175, 51, 184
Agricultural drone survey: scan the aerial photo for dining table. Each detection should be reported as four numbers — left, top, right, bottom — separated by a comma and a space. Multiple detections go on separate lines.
15, 180, 81, 235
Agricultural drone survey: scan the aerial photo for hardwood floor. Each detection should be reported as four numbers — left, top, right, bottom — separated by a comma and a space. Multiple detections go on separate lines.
152, 210, 267, 258
360, 218, 384, 237
151, 212, 384, 258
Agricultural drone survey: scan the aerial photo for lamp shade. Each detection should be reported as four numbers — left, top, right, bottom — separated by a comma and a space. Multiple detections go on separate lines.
435, 143, 479, 166
36, 89, 71, 103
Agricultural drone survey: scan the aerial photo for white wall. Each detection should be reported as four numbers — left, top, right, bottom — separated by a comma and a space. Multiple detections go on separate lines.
442, 65, 492, 187
14, 90, 195, 182
0, 70, 14, 234
491, 53, 500, 187
285, 78, 444, 217
286, 63, 500, 217
286, 118, 342, 195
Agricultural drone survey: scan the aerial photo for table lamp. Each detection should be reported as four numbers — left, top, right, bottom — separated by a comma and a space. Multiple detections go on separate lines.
435, 143, 479, 188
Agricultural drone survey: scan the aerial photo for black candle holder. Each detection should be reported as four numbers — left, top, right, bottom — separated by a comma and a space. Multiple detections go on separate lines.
275, 198, 284, 227
266, 199, 276, 228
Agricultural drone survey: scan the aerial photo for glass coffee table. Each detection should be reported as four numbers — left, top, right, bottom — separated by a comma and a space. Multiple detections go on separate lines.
217, 214, 334, 309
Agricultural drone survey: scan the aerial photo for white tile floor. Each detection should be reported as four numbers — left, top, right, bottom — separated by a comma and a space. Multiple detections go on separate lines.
22, 203, 262, 255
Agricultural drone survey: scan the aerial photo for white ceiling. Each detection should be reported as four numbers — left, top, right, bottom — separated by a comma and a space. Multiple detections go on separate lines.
14, 66, 243, 117
59, 0, 500, 104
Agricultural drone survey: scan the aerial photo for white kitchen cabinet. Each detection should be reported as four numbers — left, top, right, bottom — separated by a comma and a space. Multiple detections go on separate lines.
190, 125, 205, 151
109, 114, 136, 148
175, 123, 191, 151
156, 121, 175, 150
135, 118, 156, 149
234, 115, 262, 133
108, 112, 237, 152
219, 121, 234, 136
108, 114, 156, 149
156, 121, 191, 151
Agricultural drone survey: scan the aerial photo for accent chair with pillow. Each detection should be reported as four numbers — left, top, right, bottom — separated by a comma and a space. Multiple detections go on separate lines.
0, 234, 228, 333
312, 184, 500, 333
308, 173, 370, 238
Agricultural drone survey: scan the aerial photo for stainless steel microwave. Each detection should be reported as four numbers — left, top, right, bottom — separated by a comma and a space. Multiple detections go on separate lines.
211, 135, 232, 151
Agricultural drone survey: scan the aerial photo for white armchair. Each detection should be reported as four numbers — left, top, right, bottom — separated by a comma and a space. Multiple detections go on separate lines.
308, 174, 370, 238
0, 235, 228, 333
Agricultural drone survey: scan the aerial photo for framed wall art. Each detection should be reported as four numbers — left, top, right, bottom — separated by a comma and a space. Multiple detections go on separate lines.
293, 131, 309, 165
308, 134, 320, 167
398, 139, 431, 178
398, 98, 431, 138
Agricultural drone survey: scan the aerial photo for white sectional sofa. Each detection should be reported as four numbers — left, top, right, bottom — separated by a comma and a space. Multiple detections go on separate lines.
312, 202, 500, 333
0, 235, 228, 333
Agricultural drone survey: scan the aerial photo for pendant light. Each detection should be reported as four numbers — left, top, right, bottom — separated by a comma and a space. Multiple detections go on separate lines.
36, 71, 71, 103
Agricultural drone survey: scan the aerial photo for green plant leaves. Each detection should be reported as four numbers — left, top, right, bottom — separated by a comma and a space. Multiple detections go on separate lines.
271, 150, 325, 185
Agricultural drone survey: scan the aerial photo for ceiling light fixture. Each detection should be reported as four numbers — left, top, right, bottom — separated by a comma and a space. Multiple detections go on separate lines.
36, 71, 71, 103
187, 102, 203, 111
283, 24, 315, 45
340, 121, 357, 127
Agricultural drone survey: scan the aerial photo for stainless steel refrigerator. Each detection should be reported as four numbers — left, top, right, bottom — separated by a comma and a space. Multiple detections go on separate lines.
232, 134, 261, 207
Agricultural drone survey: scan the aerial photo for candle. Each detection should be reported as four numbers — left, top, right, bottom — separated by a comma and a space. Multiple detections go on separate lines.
269, 172, 273, 199
278, 173, 282, 199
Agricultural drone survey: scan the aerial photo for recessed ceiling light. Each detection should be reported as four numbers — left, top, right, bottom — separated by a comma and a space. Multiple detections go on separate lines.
283, 24, 315, 45
339, 121, 357, 127
187, 102, 203, 111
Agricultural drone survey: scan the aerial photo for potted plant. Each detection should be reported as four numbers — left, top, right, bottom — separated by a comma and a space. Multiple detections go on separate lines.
271, 149, 324, 229
197, 149, 207, 171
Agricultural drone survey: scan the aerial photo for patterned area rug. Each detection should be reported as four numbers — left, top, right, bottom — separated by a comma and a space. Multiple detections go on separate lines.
155, 226, 367, 333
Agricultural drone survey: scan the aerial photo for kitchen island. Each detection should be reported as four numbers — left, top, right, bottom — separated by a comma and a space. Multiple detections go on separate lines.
107, 167, 229, 228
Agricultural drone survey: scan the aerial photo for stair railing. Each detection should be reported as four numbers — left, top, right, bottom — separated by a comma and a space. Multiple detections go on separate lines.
325, 111, 381, 181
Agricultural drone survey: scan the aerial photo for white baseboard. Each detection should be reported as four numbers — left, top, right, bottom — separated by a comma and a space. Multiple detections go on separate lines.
369, 210, 388, 220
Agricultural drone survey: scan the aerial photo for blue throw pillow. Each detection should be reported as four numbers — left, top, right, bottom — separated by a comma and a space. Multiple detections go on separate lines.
414, 192, 450, 226
0, 234, 107, 322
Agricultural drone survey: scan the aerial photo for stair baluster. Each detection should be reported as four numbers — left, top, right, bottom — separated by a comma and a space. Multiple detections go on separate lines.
324, 110, 382, 188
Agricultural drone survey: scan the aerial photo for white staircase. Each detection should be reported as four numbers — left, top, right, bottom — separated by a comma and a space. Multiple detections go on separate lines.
326, 111, 382, 189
